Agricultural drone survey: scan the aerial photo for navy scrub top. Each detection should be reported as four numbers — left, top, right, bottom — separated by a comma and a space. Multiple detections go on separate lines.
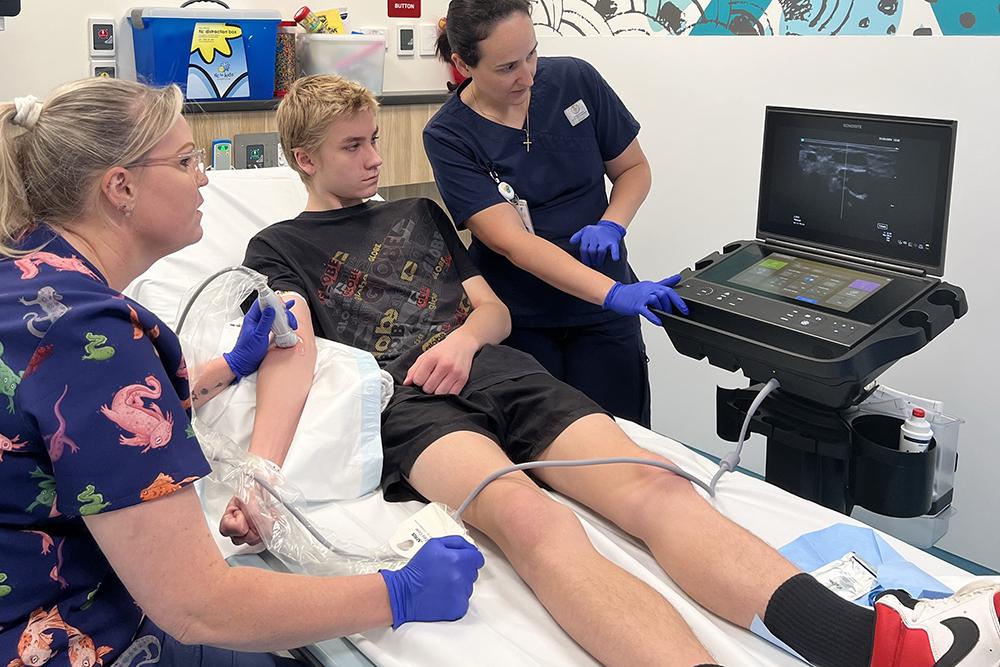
423, 56, 641, 328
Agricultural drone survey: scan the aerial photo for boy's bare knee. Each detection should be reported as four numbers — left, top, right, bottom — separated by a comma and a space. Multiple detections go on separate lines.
613, 458, 701, 536
469, 478, 582, 558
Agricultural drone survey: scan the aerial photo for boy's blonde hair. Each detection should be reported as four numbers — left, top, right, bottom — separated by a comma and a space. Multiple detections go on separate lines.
277, 75, 379, 181
0, 78, 182, 256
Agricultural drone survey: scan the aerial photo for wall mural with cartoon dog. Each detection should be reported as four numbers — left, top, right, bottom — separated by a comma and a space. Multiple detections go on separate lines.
531, 0, 999, 35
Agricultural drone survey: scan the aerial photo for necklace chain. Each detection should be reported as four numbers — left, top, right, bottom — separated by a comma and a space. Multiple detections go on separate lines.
470, 84, 531, 152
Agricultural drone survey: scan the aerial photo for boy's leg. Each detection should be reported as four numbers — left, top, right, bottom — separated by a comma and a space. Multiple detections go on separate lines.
407, 430, 716, 667
534, 413, 879, 667
534, 413, 799, 626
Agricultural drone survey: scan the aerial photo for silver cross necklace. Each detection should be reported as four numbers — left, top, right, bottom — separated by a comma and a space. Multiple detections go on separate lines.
470, 84, 532, 152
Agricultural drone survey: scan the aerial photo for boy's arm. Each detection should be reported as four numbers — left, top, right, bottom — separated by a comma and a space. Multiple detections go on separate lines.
451, 275, 511, 347
403, 276, 511, 395
219, 293, 316, 545
248, 292, 316, 466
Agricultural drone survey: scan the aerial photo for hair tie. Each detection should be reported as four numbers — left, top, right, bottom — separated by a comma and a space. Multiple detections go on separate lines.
12, 95, 43, 130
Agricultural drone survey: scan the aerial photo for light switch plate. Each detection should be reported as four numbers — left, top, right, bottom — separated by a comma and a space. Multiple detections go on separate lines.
418, 23, 437, 56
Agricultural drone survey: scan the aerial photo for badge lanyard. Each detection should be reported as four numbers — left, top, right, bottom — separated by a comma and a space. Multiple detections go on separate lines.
489, 170, 535, 235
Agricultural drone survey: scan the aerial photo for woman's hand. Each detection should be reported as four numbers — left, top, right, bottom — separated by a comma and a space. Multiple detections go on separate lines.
223, 299, 298, 380
570, 219, 626, 267
403, 332, 479, 395
603, 275, 689, 325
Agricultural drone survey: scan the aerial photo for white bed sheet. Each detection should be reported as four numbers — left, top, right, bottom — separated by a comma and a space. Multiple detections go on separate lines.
239, 420, 973, 667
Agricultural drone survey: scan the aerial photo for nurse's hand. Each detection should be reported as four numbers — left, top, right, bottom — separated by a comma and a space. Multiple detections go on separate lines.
403, 332, 478, 395
570, 220, 626, 267
603, 275, 689, 326
223, 299, 299, 380
379, 536, 485, 628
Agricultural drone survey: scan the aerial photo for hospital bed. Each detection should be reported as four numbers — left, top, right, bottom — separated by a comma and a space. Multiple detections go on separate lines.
124, 167, 979, 667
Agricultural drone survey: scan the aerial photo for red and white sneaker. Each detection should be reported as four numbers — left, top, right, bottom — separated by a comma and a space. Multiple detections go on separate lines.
871, 579, 1000, 667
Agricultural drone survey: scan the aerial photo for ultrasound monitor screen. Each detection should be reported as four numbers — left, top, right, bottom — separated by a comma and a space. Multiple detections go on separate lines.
757, 108, 955, 275
730, 252, 891, 313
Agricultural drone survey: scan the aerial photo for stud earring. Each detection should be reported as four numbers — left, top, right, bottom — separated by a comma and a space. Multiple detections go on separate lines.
119, 204, 133, 218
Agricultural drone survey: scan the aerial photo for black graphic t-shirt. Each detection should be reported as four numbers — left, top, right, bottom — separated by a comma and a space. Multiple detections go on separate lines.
243, 198, 546, 392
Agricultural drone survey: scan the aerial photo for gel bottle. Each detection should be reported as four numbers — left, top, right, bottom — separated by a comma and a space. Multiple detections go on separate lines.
899, 407, 934, 453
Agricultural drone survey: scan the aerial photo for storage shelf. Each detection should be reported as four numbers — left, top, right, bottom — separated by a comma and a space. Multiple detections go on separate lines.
182, 90, 449, 114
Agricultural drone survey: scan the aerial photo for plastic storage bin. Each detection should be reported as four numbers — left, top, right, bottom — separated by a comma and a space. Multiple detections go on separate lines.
130, 7, 280, 100
297, 34, 386, 94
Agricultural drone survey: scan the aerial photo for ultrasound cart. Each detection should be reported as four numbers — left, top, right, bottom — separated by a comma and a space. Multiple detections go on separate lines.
658, 107, 966, 531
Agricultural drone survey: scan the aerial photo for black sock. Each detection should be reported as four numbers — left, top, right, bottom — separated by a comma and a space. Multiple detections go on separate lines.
763, 573, 875, 667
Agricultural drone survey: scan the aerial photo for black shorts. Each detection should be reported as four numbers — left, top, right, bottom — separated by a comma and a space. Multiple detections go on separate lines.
380, 372, 607, 502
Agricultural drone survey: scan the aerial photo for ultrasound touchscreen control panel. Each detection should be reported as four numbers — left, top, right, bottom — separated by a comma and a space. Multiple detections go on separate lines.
729, 253, 891, 313
675, 277, 874, 347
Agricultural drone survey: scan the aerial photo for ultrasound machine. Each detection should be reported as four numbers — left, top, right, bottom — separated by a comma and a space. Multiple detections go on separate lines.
658, 107, 966, 541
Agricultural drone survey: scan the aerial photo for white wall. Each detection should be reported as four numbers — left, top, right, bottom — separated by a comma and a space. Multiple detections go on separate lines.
0, 0, 452, 98
540, 35, 1000, 570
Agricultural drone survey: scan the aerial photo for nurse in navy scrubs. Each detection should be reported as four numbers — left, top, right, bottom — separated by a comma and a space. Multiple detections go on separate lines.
423, 0, 686, 427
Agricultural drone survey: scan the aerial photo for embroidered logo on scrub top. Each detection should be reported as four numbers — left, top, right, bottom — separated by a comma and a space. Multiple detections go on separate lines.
564, 100, 590, 126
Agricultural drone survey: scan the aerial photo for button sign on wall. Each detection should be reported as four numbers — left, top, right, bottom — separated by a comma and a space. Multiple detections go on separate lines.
388, 0, 420, 18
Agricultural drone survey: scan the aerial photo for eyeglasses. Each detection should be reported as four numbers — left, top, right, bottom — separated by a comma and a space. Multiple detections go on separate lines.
126, 148, 207, 177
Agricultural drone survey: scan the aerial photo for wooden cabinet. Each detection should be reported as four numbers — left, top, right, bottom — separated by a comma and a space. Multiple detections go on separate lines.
184, 101, 443, 187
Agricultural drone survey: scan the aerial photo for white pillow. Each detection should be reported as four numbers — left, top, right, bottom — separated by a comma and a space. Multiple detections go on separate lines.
195, 320, 391, 502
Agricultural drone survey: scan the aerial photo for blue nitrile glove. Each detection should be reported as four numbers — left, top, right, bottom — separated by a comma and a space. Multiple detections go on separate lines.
223, 299, 298, 380
570, 220, 627, 267
603, 275, 689, 326
379, 536, 486, 629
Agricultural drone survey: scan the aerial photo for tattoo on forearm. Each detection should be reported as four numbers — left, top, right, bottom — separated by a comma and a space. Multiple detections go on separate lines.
190, 379, 231, 405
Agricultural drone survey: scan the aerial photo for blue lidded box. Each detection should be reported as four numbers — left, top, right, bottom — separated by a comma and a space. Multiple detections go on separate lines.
130, 7, 281, 101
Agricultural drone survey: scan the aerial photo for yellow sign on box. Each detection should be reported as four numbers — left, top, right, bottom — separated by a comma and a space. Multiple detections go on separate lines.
190, 23, 243, 62
315, 8, 347, 34
186, 22, 250, 99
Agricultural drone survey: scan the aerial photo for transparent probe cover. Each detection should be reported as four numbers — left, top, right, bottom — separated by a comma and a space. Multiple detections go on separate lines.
179, 268, 411, 575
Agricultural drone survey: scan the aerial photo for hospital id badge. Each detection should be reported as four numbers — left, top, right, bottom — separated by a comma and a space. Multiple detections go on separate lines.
389, 502, 476, 560
513, 198, 535, 235
498, 181, 535, 235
